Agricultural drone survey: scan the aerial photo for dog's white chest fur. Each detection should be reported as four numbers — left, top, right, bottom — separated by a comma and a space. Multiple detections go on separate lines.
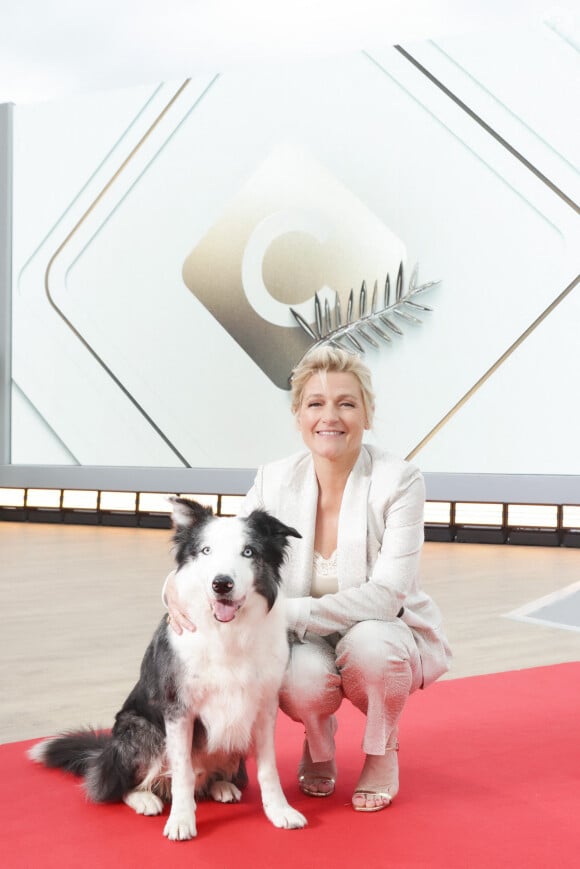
170, 596, 288, 754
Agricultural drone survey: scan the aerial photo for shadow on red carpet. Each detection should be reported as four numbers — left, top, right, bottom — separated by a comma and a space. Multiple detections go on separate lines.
2, 663, 578, 868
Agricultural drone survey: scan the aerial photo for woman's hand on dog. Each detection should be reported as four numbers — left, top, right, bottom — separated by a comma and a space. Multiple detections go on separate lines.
164, 571, 197, 634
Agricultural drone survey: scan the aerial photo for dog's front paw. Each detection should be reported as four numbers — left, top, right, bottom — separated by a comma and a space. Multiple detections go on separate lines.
210, 780, 242, 803
163, 810, 197, 841
265, 803, 307, 830
123, 789, 164, 816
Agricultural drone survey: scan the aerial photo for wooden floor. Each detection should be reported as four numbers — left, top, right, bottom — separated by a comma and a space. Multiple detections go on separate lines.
1, 521, 579, 745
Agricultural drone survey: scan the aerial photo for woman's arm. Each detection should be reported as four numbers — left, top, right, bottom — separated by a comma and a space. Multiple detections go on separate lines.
162, 570, 196, 634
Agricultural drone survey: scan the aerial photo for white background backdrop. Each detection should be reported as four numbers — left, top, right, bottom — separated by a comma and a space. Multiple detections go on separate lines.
3, 1, 580, 478
3, 1, 578, 106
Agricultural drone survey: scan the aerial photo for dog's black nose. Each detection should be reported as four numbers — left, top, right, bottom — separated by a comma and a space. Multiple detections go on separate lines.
212, 575, 234, 595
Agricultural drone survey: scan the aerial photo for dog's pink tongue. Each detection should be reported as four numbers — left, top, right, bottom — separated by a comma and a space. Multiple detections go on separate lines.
213, 600, 237, 623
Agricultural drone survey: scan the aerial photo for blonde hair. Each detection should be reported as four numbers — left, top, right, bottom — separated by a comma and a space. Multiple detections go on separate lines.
290, 346, 375, 427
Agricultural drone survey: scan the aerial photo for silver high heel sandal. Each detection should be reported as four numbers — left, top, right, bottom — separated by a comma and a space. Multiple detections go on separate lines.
352, 734, 399, 812
297, 740, 336, 797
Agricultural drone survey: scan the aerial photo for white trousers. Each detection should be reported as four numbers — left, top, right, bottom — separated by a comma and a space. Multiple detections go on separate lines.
279, 619, 423, 762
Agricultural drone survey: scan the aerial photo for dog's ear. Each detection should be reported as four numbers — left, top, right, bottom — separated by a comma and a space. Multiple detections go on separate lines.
246, 510, 302, 541
169, 496, 214, 529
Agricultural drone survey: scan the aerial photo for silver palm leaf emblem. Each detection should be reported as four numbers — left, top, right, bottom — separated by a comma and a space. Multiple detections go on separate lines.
290, 263, 439, 355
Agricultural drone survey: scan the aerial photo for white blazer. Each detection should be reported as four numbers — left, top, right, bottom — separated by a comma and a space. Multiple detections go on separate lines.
243, 444, 451, 688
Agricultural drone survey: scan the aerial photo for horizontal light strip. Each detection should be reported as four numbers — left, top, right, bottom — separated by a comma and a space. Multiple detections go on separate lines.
62, 489, 99, 510
99, 491, 137, 512
0, 490, 579, 536
0, 487, 25, 507
138, 492, 174, 513
220, 495, 246, 516
562, 505, 580, 529
26, 488, 61, 508
507, 504, 558, 529
137, 493, 219, 513
455, 502, 503, 526
424, 501, 451, 524
177, 494, 219, 512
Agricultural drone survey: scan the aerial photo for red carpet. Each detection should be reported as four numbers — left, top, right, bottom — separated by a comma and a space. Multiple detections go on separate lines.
3, 663, 579, 868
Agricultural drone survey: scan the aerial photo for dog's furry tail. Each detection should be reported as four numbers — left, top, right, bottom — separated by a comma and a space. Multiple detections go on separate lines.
28, 729, 109, 776
28, 730, 134, 803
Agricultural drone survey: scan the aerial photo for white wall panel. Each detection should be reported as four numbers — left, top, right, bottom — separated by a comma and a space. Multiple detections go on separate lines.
413, 284, 580, 474
8, 25, 580, 481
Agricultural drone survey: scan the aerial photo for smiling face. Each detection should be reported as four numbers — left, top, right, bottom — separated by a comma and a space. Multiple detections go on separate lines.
296, 370, 369, 469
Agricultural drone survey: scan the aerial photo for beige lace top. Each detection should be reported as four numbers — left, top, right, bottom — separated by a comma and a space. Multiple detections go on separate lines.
311, 550, 338, 598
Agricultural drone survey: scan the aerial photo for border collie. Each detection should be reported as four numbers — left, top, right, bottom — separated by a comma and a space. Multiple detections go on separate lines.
29, 498, 307, 840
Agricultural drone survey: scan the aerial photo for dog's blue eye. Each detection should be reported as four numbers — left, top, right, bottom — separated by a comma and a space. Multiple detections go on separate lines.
242, 546, 254, 558
201, 546, 211, 555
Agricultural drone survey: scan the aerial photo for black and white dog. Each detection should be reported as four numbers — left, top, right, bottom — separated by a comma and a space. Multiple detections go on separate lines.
29, 498, 307, 840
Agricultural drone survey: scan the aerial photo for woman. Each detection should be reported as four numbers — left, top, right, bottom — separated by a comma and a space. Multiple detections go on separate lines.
165, 346, 451, 811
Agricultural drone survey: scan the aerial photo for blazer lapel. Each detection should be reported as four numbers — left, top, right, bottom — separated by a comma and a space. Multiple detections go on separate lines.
336, 446, 371, 590
281, 454, 319, 597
